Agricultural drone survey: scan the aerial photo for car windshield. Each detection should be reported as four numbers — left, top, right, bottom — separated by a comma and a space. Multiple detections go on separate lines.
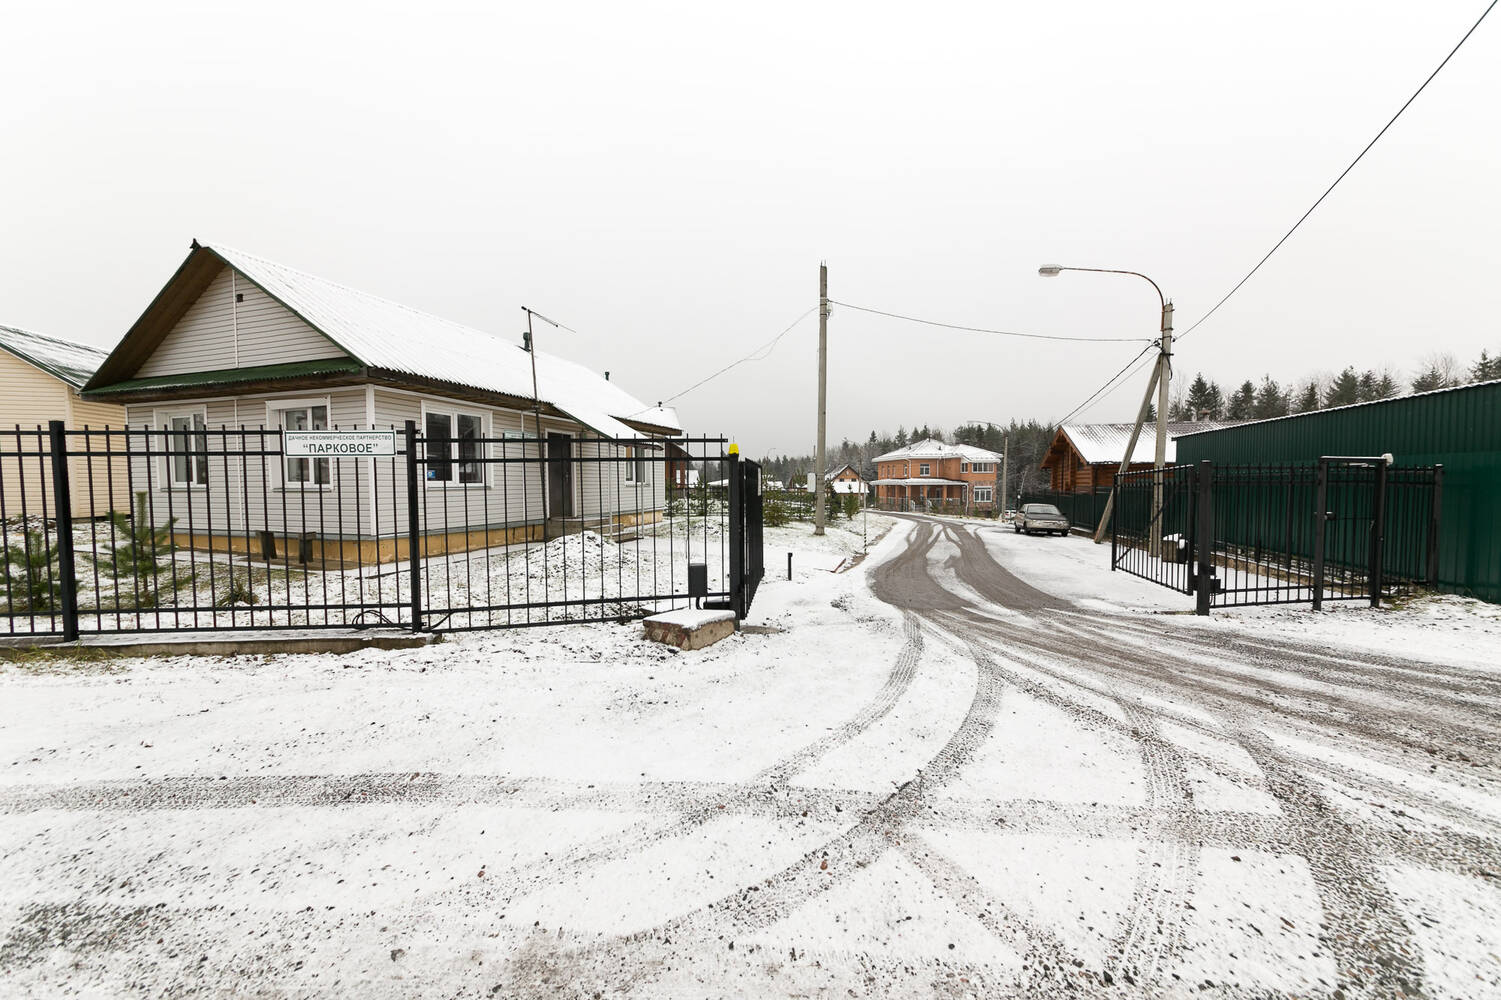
1024, 504, 1062, 516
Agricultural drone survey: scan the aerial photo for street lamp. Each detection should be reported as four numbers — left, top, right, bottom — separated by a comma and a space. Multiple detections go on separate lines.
1038, 265, 1174, 552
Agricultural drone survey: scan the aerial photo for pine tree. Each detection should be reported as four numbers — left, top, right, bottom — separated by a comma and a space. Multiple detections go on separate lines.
1411, 366, 1447, 393
1294, 381, 1321, 413
1324, 367, 1362, 408
1373, 370, 1399, 399
1471, 350, 1499, 383
1184, 373, 1217, 421
894, 426, 908, 447
1356, 370, 1378, 403
1227, 380, 1257, 420
2, 528, 72, 613
1252, 376, 1288, 419
92, 491, 178, 609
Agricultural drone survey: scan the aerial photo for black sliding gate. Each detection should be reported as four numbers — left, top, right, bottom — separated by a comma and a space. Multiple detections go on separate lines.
1112, 458, 1442, 614
2, 421, 764, 638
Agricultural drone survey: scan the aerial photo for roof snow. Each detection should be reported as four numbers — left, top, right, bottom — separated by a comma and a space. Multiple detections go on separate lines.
873, 438, 1002, 463
1055, 422, 1243, 466
0, 324, 109, 389
148, 243, 679, 440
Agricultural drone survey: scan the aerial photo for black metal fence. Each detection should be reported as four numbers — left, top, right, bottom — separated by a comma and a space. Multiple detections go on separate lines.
2, 421, 763, 638
1112, 459, 1442, 613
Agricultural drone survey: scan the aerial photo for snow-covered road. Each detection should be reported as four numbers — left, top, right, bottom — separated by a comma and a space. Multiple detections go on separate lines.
1, 513, 1498, 998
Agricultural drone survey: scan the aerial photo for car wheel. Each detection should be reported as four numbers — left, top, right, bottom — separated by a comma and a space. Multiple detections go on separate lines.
1012, 524, 1019, 533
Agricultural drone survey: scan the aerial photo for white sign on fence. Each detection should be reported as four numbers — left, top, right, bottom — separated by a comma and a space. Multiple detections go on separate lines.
283, 430, 397, 457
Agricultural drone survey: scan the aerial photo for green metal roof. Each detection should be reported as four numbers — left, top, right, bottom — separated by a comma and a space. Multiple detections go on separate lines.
85, 358, 362, 395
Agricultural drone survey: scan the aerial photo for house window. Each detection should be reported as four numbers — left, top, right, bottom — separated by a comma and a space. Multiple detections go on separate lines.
424, 409, 485, 484
162, 410, 208, 487
961, 462, 969, 472
919, 463, 930, 477
974, 486, 993, 503
277, 402, 330, 486
623, 445, 648, 483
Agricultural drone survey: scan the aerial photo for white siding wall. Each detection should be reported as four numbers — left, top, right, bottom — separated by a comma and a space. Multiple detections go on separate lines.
118, 388, 667, 541
136, 267, 348, 377
124, 390, 371, 540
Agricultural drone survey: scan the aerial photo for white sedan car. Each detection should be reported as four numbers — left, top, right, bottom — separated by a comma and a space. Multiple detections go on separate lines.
1013, 502, 1071, 536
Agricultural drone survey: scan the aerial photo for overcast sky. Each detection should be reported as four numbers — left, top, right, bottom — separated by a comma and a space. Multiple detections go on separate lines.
3, 1, 1497, 457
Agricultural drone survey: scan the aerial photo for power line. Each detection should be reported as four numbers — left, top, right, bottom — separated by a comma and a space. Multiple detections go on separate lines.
829, 300, 1153, 343
1050, 342, 1160, 427
651, 305, 819, 407
1177, 0, 1497, 343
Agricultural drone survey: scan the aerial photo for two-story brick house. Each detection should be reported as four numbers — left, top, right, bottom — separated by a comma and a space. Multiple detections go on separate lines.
871, 439, 1001, 512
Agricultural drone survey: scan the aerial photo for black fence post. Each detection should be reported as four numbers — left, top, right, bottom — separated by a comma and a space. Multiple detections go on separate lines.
47, 420, 79, 641
1312, 459, 1329, 611
727, 450, 743, 621
404, 420, 423, 632
1109, 491, 1118, 571
1427, 464, 1444, 588
1370, 459, 1388, 608
1194, 460, 1214, 616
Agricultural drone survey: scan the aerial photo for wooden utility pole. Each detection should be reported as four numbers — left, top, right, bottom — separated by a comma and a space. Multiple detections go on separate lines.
814, 263, 828, 535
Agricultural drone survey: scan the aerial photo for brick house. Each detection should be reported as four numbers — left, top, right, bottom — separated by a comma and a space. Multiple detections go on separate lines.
871, 439, 1001, 512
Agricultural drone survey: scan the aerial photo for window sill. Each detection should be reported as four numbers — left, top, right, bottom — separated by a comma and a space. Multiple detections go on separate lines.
423, 482, 490, 489
274, 486, 334, 493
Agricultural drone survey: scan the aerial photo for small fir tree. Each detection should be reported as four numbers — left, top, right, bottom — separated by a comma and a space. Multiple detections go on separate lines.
92, 492, 178, 608
3, 528, 72, 613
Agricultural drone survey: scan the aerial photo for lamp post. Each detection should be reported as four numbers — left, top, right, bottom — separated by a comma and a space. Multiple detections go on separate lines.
1039, 266, 1173, 552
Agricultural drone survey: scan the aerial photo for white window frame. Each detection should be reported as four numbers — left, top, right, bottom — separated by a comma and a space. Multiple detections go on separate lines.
974, 486, 993, 503
421, 402, 489, 487
622, 444, 649, 485
156, 406, 210, 489
919, 462, 931, 477
961, 461, 969, 473
269, 396, 333, 490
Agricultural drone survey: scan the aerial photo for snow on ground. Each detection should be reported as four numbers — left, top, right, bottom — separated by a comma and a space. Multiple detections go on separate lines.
1, 510, 1498, 997
948, 514, 1501, 671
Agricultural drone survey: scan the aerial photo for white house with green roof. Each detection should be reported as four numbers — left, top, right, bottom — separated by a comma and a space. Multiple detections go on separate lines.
81, 240, 684, 562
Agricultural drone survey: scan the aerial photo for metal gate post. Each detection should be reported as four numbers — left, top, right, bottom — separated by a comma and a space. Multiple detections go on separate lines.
1369, 459, 1388, 607
1311, 459, 1330, 611
1194, 461, 1214, 616
1110, 491, 1118, 571
404, 420, 423, 632
1427, 464, 1444, 587
727, 451, 744, 621
46, 420, 79, 641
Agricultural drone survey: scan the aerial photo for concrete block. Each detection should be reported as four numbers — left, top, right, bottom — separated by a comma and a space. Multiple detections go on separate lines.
642, 609, 736, 650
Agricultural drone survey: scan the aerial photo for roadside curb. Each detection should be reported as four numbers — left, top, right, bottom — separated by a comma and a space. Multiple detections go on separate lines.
0, 629, 436, 658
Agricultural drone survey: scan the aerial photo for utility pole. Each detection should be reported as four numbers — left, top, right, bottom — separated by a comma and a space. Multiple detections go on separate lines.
1000, 436, 1010, 515
1149, 303, 1174, 556
814, 262, 828, 535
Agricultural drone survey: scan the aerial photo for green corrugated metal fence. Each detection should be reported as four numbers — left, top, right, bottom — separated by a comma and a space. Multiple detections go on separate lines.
1175, 380, 1501, 602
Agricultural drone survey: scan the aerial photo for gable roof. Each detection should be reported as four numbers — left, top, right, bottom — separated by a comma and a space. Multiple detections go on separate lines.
0, 324, 109, 389
1047, 421, 1244, 467
874, 438, 1002, 463
87, 241, 681, 439
823, 462, 865, 481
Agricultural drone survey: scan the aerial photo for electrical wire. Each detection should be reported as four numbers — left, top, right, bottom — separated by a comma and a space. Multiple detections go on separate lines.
645, 305, 819, 409
828, 300, 1153, 343
1050, 342, 1160, 428
1177, 0, 1497, 343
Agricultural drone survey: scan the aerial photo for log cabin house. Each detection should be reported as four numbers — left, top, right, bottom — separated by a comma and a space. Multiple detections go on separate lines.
1041, 421, 1241, 492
